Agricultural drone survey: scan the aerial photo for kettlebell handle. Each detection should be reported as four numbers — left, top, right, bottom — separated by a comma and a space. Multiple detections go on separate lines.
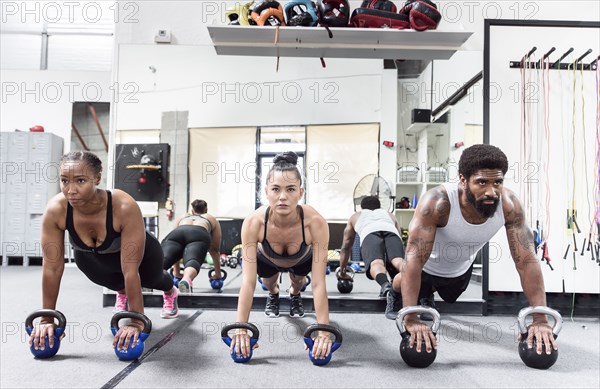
396, 306, 441, 334
517, 306, 562, 336
221, 322, 260, 340
335, 266, 355, 280
208, 268, 228, 280
25, 309, 67, 329
110, 312, 152, 334
303, 323, 343, 344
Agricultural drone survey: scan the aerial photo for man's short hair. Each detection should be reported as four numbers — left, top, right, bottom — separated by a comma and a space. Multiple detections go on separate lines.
459, 144, 508, 180
360, 196, 381, 210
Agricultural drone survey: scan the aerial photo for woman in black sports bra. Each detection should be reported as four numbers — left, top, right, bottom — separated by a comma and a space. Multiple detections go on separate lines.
28, 151, 179, 354
161, 199, 223, 293
230, 151, 333, 361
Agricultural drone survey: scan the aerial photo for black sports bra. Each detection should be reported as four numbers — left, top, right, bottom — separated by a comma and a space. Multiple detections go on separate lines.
66, 191, 121, 254
257, 206, 312, 262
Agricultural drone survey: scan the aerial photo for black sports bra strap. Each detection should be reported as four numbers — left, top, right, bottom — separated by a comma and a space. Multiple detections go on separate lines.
106, 191, 113, 232
298, 206, 307, 244
263, 207, 270, 239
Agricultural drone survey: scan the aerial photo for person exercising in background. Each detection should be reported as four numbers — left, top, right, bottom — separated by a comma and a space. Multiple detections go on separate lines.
161, 199, 223, 293
399, 144, 557, 355
29, 151, 179, 354
338, 196, 405, 318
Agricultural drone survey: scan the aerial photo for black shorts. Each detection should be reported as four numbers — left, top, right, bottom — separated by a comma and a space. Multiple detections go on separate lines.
418, 264, 474, 303
256, 253, 312, 278
360, 231, 405, 280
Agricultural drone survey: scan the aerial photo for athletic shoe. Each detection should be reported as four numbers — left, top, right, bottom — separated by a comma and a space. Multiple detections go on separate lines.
161, 287, 179, 319
265, 293, 280, 318
385, 289, 402, 320
178, 278, 193, 294
289, 293, 305, 317
113, 291, 128, 313
379, 281, 392, 298
419, 294, 436, 322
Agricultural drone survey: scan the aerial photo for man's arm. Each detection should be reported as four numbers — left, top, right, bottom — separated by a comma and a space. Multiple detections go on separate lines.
503, 190, 547, 309
503, 189, 557, 352
401, 190, 441, 308
338, 213, 358, 277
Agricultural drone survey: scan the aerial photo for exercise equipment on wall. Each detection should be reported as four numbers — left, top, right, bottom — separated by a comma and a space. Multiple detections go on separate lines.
510, 46, 599, 272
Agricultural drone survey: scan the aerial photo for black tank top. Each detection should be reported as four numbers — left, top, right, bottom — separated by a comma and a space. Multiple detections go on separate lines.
257, 206, 312, 262
66, 191, 121, 254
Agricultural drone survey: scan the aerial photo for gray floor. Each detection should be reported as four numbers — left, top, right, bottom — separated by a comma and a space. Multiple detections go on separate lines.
1, 264, 598, 389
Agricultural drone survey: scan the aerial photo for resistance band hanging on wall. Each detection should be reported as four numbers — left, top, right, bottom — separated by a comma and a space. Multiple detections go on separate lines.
511, 47, 599, 271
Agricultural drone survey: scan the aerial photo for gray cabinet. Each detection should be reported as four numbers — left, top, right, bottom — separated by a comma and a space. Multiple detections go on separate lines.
1, 132, 63, 265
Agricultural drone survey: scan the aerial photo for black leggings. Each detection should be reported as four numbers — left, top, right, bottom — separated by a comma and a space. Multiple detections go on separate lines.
161, 225, 211, 273
74, 232, 173, 292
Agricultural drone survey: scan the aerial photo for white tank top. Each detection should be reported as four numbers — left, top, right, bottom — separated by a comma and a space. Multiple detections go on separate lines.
355, 208, 400, 245
423, 182, 505, 277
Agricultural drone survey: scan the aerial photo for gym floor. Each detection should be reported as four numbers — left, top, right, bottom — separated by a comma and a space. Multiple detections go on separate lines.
1, 264, 598, 389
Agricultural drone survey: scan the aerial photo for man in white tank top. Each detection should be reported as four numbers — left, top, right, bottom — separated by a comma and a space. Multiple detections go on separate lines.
399, 144, 556, 356
339, 196, 405, 318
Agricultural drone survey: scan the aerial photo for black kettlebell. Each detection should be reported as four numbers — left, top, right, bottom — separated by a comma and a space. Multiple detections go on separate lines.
209, 268, 228, 290
227, 255, 238, 269
396, 306, 440, 368
110, 312, 152, 361
221, 322, 260, 363
335, 266, 355, 294
517, 306, 562, 369
25, 309, 67, 359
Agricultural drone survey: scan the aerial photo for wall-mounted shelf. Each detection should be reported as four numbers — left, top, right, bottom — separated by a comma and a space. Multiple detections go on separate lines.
208, 26, 473, 60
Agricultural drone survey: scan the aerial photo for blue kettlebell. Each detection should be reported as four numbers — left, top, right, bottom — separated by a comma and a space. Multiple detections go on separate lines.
25, 309, 67, 359
300, 275, 311, 292
209, 268, 228, 290
517, 306, 562, 369
110, 312, 152, 361
303, 324, 343, 366
221, 322, 260, 363
326, 265, 331, 275
396, 306, 440, 368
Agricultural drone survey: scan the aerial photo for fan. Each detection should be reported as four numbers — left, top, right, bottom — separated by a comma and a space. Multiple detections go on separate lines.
353, 174, 394, 212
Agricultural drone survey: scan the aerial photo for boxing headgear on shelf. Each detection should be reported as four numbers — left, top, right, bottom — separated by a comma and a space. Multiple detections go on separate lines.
225, 1, 255, 26
284, 0, 318, 26
250, 0, 286, 26
316, 0, 350, 27
350, 0, 410, 29
399, 0, 441, 31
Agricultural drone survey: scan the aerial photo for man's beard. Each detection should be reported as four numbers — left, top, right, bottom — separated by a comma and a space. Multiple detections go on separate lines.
465, 184, 499, 218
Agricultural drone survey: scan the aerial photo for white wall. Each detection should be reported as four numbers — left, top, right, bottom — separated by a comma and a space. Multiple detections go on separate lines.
1, 70, 112, 152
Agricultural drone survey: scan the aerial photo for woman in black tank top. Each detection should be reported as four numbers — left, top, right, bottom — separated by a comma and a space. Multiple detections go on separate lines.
229, 152, 334, 362
28, 151, 179, 354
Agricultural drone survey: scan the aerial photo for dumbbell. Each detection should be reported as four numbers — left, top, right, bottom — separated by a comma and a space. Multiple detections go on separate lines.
303, 324, 343, 366
208, 268, 228, 290
396, 305, 440, 368
110, 312, 152, 361
25, 309, 67, 359
517, 306, 562, 369
335, 266, 355, 293
221, 322, 260, 363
